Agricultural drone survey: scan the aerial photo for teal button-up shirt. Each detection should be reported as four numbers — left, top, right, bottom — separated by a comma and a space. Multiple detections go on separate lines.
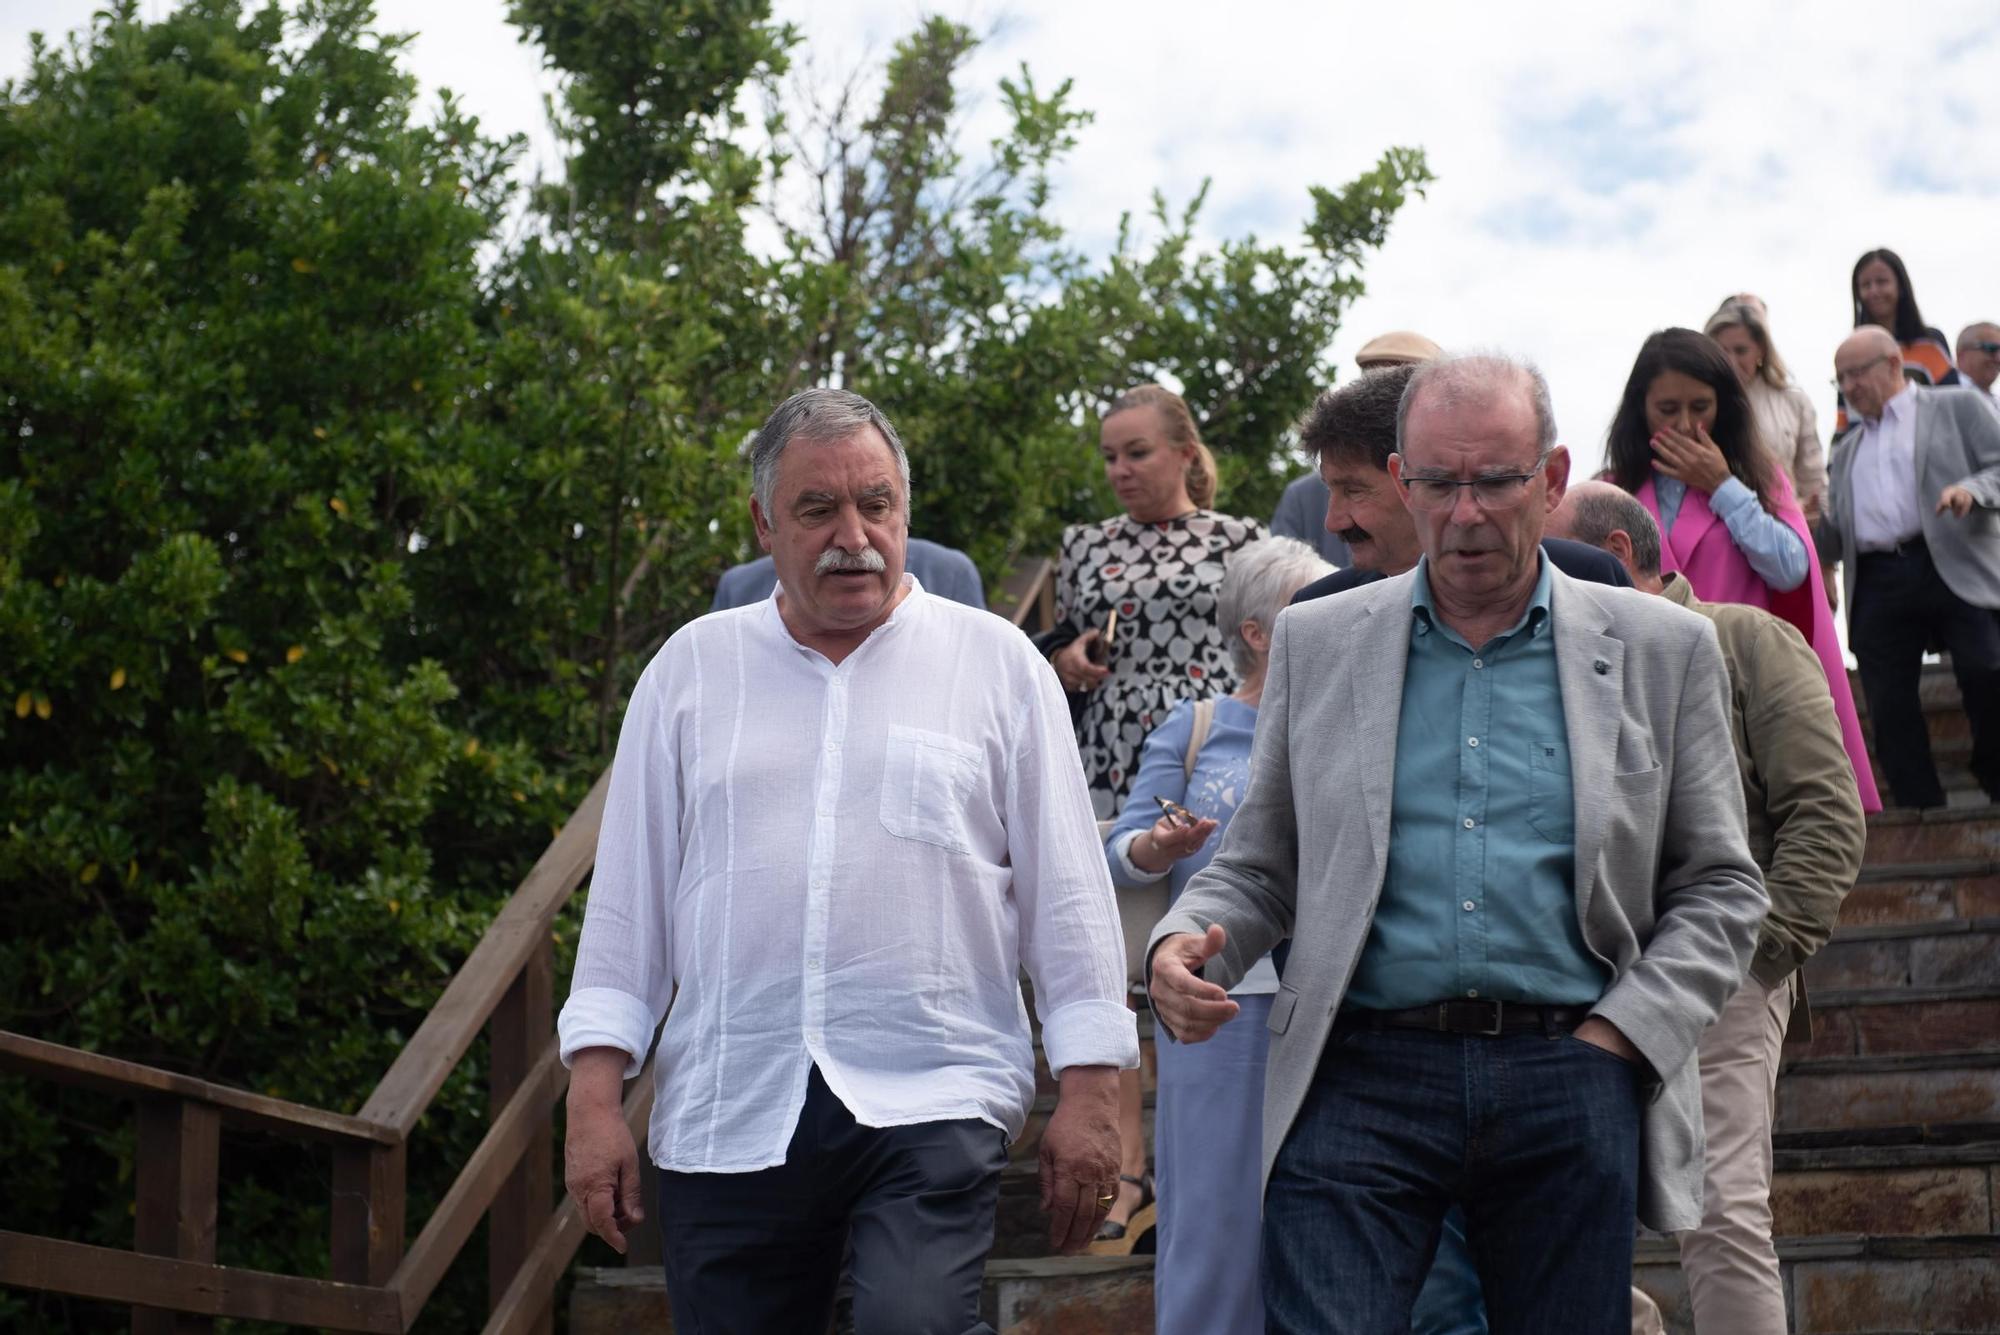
1344, 555, 1610, 1010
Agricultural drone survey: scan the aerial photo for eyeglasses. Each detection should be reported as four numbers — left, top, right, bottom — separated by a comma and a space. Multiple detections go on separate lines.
1833, 353, 1898, 387
1972, 341, 2000, 356
1397, 457, 1547, 511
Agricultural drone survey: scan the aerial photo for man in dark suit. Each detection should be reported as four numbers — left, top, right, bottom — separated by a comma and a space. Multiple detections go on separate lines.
1287, 364, 1630, 606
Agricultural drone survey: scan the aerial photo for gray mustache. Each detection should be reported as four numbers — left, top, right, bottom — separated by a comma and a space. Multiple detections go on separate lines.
816, 547, 887, 575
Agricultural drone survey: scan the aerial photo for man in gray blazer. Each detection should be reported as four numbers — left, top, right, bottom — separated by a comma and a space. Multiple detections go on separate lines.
1825, 326, 2000, 807
1148, 353, 1767, 1333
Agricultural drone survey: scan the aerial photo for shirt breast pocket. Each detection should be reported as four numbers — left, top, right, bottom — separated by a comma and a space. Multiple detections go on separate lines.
1528, 739, 1574, 844
879, 725, 980, 853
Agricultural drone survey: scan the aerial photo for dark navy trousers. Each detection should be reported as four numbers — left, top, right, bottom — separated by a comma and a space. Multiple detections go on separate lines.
655, 1065, 1005, 1335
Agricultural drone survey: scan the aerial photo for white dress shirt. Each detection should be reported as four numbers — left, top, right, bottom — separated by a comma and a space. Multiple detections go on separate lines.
558, 577, 1138, 1173
1852, 385, 1924, 550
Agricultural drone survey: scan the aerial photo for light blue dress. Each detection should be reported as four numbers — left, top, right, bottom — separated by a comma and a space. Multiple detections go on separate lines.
1105, 695, 1272, 1335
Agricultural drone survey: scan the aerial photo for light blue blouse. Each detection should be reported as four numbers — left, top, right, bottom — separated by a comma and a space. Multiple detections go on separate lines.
1654, 473, 1808, 592
1104, 695, 1278, 995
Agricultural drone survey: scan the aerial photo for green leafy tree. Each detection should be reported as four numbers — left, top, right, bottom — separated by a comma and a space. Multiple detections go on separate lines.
1, 3, 1424, 1330
0, 2, 563, 1327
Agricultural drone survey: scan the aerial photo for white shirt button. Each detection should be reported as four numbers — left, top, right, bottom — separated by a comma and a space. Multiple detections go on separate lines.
1472, 659, 1484, 669
1462, 818, 1475, 830
1467, 737, 1479, 748
1466, 989, 1479, 998
807, 958, 820, 971
1463, 900, 1477, 912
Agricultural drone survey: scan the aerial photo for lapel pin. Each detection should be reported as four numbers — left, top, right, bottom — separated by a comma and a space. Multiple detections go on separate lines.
1593, 658, 1610, 675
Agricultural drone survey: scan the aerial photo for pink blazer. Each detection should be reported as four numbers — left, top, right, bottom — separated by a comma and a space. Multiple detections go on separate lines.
1636, 471, 1881, 814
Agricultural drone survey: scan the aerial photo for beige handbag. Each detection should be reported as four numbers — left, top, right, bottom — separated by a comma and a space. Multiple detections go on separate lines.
1105, 697, 1216, 988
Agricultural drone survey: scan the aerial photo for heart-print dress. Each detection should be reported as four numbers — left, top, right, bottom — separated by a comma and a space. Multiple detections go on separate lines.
1055, 509, 1266, 820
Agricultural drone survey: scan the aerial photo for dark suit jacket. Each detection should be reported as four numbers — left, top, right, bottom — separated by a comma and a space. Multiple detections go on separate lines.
1289, 537, 1633, 606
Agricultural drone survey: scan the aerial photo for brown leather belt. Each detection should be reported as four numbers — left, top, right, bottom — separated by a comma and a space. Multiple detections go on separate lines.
1336, 999, 1591, 1036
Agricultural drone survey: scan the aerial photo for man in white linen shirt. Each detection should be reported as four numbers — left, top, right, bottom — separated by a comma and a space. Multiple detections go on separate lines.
558, 387, 1138, 1334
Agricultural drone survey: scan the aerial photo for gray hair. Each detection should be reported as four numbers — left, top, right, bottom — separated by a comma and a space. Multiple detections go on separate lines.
1219, 536, 1335, 677
1395, 351, 1557, 459
750, 388, 912, 518
1959, 320, 2000, 352
1563, 483, 1662, 577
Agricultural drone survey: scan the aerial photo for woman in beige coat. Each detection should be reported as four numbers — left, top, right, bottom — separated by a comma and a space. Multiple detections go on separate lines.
1705, 295, 1828, 521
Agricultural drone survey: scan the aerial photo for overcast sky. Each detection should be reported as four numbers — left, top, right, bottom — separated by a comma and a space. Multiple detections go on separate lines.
7, 0, 1999, 481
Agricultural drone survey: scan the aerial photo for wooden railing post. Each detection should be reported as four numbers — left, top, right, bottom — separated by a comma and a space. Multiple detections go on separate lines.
132, 1098, 219, 1334
487, 937, 553, 1334
331, 1141, 406, 1289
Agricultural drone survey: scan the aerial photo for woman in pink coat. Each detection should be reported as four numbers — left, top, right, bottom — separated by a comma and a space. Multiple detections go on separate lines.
1603, 328, 1880, 813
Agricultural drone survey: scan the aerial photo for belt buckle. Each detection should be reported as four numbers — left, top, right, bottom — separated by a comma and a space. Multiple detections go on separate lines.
1442, 999, 1504, 1035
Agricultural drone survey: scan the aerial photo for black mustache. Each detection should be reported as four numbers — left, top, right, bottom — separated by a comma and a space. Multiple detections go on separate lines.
1336, 526, 1371, 545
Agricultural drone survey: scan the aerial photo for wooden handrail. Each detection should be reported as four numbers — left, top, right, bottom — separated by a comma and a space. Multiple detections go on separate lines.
357, 770, 609, 1139
390, 1038, 567, 1316
480, 1059, 656, 1335
0, 1031, 395, 1147
0, 1232, 403, 1332
995, 554, 1057, 631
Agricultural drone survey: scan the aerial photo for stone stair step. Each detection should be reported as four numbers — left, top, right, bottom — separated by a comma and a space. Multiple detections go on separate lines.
1777, 1050, 2000, 1137
1839, 869, 2000, 927
568, 1259, 1157, 1335
1805, 919, 2000, 990
1635, 1234, 2000, 1334
1794, 981, 2000, 1059
1865, 804, 2000, 864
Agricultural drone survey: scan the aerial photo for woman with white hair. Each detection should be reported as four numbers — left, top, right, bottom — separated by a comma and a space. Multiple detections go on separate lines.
1101, 536, 1333, 1332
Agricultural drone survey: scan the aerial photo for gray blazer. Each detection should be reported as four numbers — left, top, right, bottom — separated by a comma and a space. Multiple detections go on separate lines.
1823, 385, 2000, 610
1148, 566, 1767, 1233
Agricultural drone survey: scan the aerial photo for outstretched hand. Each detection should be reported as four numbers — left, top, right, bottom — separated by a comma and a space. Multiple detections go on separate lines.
1937, 485, 1977, 518
1146, 924, 1239, 1043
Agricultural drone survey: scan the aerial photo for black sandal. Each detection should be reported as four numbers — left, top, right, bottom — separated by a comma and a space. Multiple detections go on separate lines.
1088, 1169, 1157, 1252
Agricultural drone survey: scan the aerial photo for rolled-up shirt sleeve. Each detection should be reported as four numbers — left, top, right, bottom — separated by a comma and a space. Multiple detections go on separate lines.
1006, 654, 1140, 1076
558, 658, 680, 1079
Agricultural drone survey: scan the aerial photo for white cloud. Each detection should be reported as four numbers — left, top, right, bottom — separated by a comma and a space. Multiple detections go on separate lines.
7, 0, 1997, 481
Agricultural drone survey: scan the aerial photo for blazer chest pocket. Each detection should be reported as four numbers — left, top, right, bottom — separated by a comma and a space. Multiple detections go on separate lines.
879, 725, 979, 852
1528, 739, 1574, 844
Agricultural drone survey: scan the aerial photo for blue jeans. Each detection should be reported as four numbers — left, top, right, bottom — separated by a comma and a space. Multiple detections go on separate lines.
1262, 1025, 1643, 1335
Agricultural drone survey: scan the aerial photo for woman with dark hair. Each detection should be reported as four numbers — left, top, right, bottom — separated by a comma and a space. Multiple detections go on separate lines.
1851, 248, 1959, 387
1842, 248, 1959, 431
1605, 328, 1880, 812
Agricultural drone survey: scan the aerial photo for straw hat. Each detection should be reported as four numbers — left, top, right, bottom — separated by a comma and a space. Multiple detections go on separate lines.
1355, 330, 1443, 369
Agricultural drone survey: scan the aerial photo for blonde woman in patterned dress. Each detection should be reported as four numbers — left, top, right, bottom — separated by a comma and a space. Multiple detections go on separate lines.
1049, 386, 1266, 820
1046, 383, 1265, 1241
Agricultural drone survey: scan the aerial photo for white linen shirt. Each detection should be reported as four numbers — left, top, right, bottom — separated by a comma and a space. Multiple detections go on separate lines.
557, 576, 1139, 1173
1852, 385, 1924, 550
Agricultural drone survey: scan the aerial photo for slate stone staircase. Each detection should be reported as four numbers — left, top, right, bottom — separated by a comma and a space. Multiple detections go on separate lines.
572, 668, 1998, 1333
